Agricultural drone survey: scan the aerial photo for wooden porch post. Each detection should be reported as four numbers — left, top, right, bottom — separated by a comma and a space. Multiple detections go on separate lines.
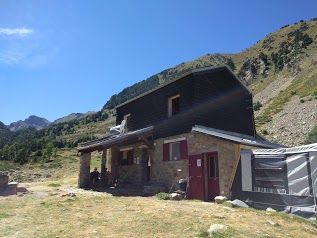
100, 149, 107, 187
78, 152, 91, 188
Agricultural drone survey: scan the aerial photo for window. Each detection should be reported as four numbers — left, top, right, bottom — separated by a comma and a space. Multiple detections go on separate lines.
122, 151, 129, 165
168, 95, 180, 117
252, 156, 288, 194
124, 114, 131, 131
170, 142, 180, 161
163, 139, 187, 161
208, 155, 219, 178
118, 149, 134, 166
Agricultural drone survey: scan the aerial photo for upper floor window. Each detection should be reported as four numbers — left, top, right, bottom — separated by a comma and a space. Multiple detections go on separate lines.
124, 114, 131, 131
168, 95, 180, 117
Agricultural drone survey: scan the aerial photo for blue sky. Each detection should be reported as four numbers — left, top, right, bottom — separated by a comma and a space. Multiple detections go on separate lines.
0, 0, 316, 125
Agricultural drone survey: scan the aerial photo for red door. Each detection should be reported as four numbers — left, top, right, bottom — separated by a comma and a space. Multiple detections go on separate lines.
206, 153, 220, 200
188, 154, 205, 200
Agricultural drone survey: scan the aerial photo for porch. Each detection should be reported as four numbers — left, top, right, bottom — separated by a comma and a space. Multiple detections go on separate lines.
76, 126, 156, 192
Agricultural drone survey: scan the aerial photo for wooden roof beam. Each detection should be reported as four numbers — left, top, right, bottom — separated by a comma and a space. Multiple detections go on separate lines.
139, 135, 154, 152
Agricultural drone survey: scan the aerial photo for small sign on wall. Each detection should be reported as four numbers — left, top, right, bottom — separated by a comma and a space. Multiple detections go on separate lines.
134, 157, 140, 164
197, 159, 201, 167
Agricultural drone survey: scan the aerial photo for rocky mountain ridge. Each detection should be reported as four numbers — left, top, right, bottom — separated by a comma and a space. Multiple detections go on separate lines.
5, 111, 97, 132
8, 115, 51, 132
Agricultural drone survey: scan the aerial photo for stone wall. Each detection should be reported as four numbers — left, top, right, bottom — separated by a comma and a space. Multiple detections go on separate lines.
152, 133, 190, 192
106, 132, 238, 197
0, 173, 8, 188
151, 132, 236, 197
112, 143, 148, 186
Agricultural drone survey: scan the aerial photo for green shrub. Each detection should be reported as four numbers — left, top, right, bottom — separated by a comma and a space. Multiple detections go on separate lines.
262, 129, 269, 135
253, 101, 263, 111
304, 125, 317, 144
48, 183, 61, 187
155, 192, 171, 200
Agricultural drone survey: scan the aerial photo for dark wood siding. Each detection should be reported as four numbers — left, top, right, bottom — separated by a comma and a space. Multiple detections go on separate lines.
116, 67, 255, 139
192, 70, 254, 136
116, 74, 195, 136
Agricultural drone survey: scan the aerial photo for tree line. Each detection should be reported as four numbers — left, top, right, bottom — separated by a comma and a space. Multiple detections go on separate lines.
0, 112, 104, 165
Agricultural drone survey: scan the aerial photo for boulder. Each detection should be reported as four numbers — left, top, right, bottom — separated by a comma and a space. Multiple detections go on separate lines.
214, 196, 227, 204
207, 224, 228, 236
266, 207, 276, 212
231, 199, 249, 208
170, 193, 182, 201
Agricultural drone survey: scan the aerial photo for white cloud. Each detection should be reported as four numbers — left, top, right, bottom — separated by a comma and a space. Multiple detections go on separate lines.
0, 49, 29, 65
0, 28, 33, 36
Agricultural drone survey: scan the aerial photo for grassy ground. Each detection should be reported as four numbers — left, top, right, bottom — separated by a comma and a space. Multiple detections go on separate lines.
1, 150, 317, 238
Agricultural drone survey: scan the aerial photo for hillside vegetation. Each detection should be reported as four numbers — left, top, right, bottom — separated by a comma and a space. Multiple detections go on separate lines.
1, 18, 317, 165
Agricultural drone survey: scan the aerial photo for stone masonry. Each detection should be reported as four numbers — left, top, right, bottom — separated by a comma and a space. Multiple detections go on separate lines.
187, 133, 235, 197
152, 134, 189, 191
105, 132, 238, 197
78, 152, 91, 188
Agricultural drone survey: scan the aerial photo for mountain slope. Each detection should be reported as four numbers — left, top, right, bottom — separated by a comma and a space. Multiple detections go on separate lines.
8, 115, 51, 132
52, 112, 96, 125
0, 121, 13, 148
101, 18, 317, 146
1, 18, 317, 165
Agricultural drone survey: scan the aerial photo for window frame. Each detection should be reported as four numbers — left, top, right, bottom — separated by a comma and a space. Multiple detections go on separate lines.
118, 148, 134, 166
163, 139, 187, 161
170, 142, 181, 161
168, 94, 180, 117
123, 114, 131, 131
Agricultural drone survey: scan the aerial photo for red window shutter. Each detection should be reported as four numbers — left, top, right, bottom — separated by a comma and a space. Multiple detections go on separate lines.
180, 140, 188, 160
118, 151, 123, 166
163, 143, 169, 161
128, 149, 134, 165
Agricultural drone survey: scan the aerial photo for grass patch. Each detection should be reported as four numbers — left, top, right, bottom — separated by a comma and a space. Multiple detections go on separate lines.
155, 192, 171, 200
198, 226, 236, 238
255, 114, 272, 125
40, 201, 64, 208
0, 212, 11, 220
220, 201, 233, 208
47, 183, 61, 187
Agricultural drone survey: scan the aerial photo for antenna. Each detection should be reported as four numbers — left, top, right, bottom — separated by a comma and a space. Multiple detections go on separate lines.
119, 120, 126, 134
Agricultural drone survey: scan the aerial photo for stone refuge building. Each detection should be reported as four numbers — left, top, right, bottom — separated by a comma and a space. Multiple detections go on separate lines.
77, 65, 282, 201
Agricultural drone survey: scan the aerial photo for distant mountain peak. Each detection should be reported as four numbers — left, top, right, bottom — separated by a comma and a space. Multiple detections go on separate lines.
8, 115, 51, 132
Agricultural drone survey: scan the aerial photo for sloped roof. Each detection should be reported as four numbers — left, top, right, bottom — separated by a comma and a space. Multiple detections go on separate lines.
251, 143, 317, 155
77, 126, 154, 153
192, 125, 286, 149
115, 65, 249, 109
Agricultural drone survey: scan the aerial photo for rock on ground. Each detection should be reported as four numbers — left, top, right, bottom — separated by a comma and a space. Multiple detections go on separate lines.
170, 193, 182, 201
207, 224, 228, 236
231, 199, 249, 208
214, 196, 227, 204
